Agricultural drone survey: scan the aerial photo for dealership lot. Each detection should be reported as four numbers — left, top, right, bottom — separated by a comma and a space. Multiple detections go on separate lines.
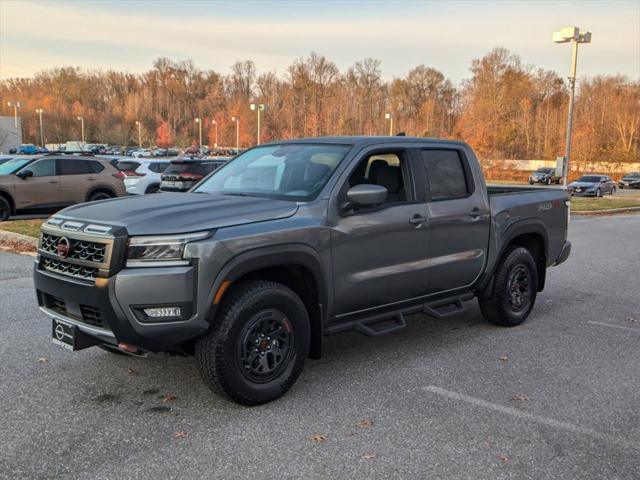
0, 214, 639, 479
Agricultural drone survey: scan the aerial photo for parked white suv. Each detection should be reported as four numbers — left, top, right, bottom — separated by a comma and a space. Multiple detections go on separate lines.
117, 159, 171, 194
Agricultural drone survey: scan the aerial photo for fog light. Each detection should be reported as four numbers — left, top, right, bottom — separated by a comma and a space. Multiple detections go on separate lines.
144, 307, 181, 318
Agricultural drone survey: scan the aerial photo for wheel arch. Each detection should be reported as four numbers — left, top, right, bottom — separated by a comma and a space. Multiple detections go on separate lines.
207, 245, 329, 359
85, 185, 116, 201
478, 220, 548, 295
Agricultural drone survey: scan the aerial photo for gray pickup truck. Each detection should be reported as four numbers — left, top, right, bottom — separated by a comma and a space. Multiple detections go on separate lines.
34, 137, 571, 405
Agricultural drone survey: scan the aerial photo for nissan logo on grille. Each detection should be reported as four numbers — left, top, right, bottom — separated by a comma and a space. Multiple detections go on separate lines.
56, 237, 71, 259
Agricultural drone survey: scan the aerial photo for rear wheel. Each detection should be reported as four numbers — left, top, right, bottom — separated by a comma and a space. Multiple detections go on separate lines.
0, 196, 11, 222
89, 191, 114, 202
145, 184, 160, 194
196, 280, 310, 405
479, 246, 538, 327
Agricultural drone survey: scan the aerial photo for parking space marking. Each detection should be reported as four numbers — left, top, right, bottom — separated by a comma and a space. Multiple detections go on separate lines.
423, 386, 639, 450
587, 321, 640, 333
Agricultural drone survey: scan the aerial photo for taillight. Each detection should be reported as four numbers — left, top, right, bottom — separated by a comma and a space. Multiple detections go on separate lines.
112, 171, 125, 179
179, 173, 203, 180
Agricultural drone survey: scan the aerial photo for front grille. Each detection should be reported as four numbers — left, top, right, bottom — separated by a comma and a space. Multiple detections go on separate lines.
80, 305, 103, 328
41, 232, 107, 263
46, 294, 67, 315
41, 257, 98, 280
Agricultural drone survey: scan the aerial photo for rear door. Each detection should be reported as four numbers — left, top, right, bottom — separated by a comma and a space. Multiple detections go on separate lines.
57, 158, 95, 205
14, 158, 59, 209
420, 148, 490, 294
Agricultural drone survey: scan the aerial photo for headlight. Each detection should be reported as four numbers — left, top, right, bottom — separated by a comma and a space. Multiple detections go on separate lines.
126, 231, 210, 266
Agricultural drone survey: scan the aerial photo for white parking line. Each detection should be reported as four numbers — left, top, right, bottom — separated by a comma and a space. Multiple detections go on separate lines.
423, 386, 639, 450
587, 321, 640, 333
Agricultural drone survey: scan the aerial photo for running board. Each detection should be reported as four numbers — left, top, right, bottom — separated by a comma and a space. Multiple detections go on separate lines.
325, 293, 474, 336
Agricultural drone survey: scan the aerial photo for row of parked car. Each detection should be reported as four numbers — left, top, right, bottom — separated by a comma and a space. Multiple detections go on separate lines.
528, 166, 640, 196
7, 143, 240, 158
0, 152, 229, 221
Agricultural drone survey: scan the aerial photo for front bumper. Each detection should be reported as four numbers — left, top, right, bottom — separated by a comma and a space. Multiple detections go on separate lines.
553, 241, 571, 266
570, 189, 595, 196
34, 263, 209, 352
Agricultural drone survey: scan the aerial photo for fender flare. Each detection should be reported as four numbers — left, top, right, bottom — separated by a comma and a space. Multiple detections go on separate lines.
477, 218, 549, 293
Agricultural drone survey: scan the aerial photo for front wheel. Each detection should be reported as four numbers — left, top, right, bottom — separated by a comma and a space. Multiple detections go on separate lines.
478, 246, 538, 327
196, 280, 310, 405
0, 196, 11, 222
596, 188, 602, 197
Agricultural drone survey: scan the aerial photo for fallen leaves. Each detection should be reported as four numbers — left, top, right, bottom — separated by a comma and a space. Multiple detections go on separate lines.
163, 394, 177, 402
498, 355, 509, 362
37, 357, 48, 363
497, 454, 510, 464
173, 431, 188, 438
308, 434, 327, 443
360, 453, 377, 460
127, 367, 138, 375
626, 316, 638, 323
356, 419, 374, 428
511, 394, 529, 402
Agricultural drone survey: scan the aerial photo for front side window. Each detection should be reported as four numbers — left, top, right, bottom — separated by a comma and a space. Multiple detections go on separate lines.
0, 158, 32, 175
348, 152, 408, 204
194, 143, 351, 201
26, 159, 56, 177
422, 150, 470, 200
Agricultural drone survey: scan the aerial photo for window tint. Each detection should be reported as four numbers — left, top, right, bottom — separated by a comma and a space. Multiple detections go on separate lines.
88, 161, 105, 173
58, 159, 92, 175
193, 162, 223, 176
422, 150, 470, 200
27, 159, 56, 177
149, 162, 169, 173
116, 161, 141, 172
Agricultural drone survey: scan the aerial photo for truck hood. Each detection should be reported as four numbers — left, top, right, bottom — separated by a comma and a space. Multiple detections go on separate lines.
56, 192, 299, 235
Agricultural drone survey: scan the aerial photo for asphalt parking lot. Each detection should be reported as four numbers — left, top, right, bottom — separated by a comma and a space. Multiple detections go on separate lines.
1, 213, 639, 479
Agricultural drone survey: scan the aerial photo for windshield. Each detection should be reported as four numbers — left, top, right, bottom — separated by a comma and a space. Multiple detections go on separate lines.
577, 176, 602, 183
623, 173, 640, 179
0, 158, 33, 175
193, 143, 351, 201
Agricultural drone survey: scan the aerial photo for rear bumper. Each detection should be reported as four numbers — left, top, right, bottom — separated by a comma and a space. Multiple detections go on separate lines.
34, 262, 209, 352
553, 240, 571, 266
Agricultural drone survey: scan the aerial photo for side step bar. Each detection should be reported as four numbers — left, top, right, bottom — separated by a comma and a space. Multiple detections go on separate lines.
326, 293, 474, 336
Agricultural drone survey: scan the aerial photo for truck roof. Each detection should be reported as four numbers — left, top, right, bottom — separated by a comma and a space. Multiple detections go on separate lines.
262, 136, 469, 148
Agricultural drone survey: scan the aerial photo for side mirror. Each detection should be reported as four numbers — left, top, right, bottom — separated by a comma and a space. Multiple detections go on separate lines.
341, 184, 387, 214
17, 170, 33, 179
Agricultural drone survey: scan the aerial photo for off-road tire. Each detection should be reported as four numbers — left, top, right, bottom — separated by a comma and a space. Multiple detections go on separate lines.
479, 246, 538, 327
196, 280, 310, 405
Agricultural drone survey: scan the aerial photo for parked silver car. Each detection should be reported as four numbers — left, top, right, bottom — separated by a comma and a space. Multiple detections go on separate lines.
568, 175, 616, 197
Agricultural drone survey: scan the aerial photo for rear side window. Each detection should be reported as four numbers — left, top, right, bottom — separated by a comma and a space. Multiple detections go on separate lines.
193, 162, 223, 176
149, 162, 169, 173
422, 150, 471, 200
88, 161, 105, 173
58, 159, 94, 175
116, 161, 141, 172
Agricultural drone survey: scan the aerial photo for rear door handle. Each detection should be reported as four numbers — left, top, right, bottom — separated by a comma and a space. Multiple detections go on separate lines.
87, 177, 96, 181
409, 214, 427, 225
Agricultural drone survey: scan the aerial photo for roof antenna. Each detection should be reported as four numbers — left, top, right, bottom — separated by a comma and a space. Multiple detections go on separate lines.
396, 132, 406, 136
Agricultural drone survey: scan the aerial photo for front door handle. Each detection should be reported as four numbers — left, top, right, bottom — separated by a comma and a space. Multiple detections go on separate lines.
48, 180, 58, 184
469, 208, 481, 218
409, 214, 427, 225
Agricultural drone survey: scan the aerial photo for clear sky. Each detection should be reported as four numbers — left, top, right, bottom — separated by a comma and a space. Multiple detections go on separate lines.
1, 0, 638, 83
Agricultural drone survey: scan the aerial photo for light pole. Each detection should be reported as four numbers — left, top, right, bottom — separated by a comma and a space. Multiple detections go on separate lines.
77, 116, 85, 145
553, 26, 591, 188
36, 108, 45, 147
250, 103, 265, 145
195, 117, 203, 147
7, 101, 21, 128
385, 113, 394, 136
231, 116, 240, 152
211, 120, 218, 148
135, 120, 142, 147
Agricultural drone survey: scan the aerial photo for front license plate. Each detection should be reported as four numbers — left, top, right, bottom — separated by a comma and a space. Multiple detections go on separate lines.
52, 319, 75, 351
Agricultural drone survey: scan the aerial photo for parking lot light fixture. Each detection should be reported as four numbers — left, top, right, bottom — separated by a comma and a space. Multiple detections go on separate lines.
36, 108, 45, 147
135, 120, 142, 147
77, 116, 85, 145
211, 120, 218, 148
385, 113, 393, 136
231, 116, 240, 152
195, 118, 203, 147
7, 101, 21, 128
553, 26, 592, 188
250, 103, 265, 145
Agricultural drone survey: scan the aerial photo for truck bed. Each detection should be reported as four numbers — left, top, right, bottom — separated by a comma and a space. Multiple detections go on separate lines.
486, 184, 558, 196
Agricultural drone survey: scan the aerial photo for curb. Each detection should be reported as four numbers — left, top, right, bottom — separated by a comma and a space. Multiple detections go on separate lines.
0, 229, 39, 247
573, 206, 640, 215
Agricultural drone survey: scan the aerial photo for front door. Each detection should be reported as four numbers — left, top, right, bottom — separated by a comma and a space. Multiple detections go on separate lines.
330, 148, 430, 316
14, 158, 59, 210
